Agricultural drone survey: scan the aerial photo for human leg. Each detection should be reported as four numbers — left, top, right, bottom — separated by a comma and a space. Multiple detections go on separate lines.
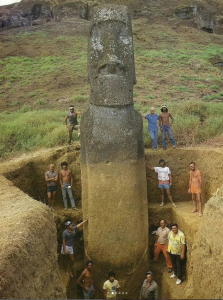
51, 191, 56, 210
68, 125, 74, 144
176, 255, 182, 280
62, 187, 68, 209
149, 129, 158, 149
197, 193, 203, 216
166, 126, 176, 147
170, 253, 177, 276
69, 254, 74, 277
153, 242, 162, 261
191, 193, 197, 212
74, 125, 80, 137
47, 191, 52, 207
160, 188, 164, 205
166, 189, 177, 207
162, 244, 173, 269
67, 187, 76, 208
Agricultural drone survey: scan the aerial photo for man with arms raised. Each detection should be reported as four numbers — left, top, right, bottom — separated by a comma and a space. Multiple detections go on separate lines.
159, 105, 176, 150
188, 162, 203, 217
77, 260, 94, 299
167, 223, 186, 285
45, 164, 58, 212
60, 161, 78, 211
62, 218, 88, 277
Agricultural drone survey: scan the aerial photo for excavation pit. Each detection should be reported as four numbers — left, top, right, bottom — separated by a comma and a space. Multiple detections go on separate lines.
1, 145, 223, 299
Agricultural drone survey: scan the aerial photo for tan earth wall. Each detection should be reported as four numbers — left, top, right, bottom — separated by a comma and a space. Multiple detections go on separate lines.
81, 159, 148, 298
0, 175, 65, 299
190, 187, 223, 299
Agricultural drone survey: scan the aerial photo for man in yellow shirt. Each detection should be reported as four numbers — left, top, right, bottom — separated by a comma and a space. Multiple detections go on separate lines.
103, 272, 120, 299
167, 223, 186, 285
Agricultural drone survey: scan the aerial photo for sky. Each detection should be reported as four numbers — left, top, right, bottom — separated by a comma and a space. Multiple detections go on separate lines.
0, 0, 21, 5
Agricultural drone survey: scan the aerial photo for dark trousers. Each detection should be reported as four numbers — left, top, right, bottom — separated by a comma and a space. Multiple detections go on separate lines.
170, 253, 182, 280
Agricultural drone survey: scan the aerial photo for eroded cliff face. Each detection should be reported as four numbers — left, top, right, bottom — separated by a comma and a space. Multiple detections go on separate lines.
0, 175, 65, 299
190, 188, 223, 299
1, 0, 223, 35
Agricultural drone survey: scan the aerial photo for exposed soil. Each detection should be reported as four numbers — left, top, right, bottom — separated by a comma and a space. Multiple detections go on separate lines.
0, 144, 223, 298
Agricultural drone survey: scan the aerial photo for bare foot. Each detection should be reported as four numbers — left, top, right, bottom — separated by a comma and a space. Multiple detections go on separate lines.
199, 213, 203, 217
70, 272, 74, 278
191, 210, 197, 213
66, 271, 69, 276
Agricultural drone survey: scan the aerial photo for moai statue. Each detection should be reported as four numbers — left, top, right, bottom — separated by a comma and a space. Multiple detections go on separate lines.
80, 5, 148, 298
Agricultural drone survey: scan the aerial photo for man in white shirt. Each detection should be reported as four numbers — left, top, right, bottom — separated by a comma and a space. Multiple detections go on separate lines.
146, 159, 177, 207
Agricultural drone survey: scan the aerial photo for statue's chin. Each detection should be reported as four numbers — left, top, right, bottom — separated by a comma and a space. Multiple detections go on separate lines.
90, 75, 133, 106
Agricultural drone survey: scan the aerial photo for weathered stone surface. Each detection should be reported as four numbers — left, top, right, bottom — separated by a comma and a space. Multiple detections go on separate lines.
81, 5, 148, 298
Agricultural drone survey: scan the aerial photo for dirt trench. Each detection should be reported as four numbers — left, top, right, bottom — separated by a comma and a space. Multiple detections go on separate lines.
1, 144, 223, 299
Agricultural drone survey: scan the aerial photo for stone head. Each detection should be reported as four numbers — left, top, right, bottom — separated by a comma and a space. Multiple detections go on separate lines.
88, 5, 136, 106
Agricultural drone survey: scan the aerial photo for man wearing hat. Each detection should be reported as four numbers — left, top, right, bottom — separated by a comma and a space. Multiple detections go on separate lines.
159, 105, 176, 150
64, 105, 81, 145
61, 218, 88, 277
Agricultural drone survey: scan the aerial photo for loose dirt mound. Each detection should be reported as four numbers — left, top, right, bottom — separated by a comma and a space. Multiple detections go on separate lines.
0, 174, 65, 299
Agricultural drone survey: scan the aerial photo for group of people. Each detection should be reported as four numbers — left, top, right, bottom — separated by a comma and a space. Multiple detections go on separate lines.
61, 217, 120, 299
143, 105, 175, 150
61, 217, 186, 299
146, 159, 203, 217
45, 162, 78, 212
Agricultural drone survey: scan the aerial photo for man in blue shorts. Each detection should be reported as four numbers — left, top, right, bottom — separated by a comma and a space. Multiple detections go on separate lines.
45, 164, 58, 212
61, 218, 88, 277
143, 107, 159, 150
146, 159, 177, 207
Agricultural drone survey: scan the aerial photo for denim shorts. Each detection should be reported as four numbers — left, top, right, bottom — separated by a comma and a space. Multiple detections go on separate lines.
47, 185, 57, 193
158, 183, 170, 189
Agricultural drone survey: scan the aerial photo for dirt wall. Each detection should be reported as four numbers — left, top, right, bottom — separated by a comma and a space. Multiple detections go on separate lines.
190, 187, 223, 299
146, 148, 223, 205
0, 175, 65, 299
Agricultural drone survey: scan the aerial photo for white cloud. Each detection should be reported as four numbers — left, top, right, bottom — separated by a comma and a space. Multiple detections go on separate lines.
0, 0, 21, 5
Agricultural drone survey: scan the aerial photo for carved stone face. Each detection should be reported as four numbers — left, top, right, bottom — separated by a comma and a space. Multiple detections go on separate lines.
88, 6, 136, 106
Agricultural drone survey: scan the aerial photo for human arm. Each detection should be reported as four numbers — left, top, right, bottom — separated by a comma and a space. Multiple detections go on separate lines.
70, 170, 73, 187
169, 174, 172, 187
188, 171, 192, 193
64, 115, 69, 127
60, 171, 64, 188
146, 164, 155, 170
77, 271, 87, 290
169, 113, 174, 126
159, 115, 162, 131
103, 289, 107, 299
198, 171, 202, 189
76, 217, 88, 228
154, 284, 158, 300
62, 238, 67, 254
181, 244, 186, 260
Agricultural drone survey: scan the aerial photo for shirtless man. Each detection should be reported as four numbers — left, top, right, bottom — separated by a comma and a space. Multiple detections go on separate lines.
60, 161, 78, 211
45, 164, 58, 212
77, 260, 94, 299
159, 105, 176, 150
188, 162, 202, 217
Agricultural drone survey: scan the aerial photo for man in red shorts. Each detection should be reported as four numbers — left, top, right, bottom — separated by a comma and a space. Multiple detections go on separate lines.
188, 162, 203, 217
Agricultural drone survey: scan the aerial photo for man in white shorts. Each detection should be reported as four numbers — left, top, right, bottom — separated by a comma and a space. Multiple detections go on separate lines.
146, 159, 177, 207
61, 218, 88, 277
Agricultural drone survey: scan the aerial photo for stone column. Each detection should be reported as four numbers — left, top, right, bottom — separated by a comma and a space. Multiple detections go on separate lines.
80, 5, 148, 298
